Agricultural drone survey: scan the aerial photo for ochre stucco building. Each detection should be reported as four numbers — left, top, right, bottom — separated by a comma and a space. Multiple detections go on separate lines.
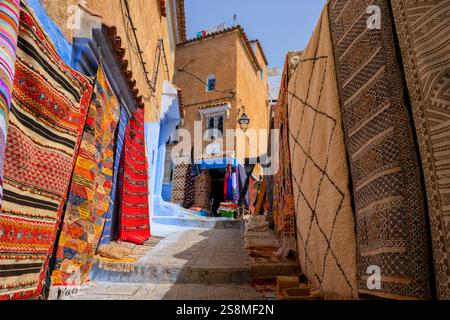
41, 0, 186, 122
172, 25, 269, 215
174, 26, 269, 161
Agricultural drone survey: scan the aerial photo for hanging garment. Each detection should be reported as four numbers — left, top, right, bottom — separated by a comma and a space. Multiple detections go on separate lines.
99, 106, 128, 245
223, 165, 229, 199
248, 177, 257, 214
253, 178, 267, 215
273, 52, 301, 256
288, 5, 358, 299
0, 0, 20, 208
224, 164, 233, 201
118, 108, 150, 245
232, 167, 239, 204
0, 3, 92, 300
50, 66, 119, 296
391, 0, 450, 299
329, 0, 433, 299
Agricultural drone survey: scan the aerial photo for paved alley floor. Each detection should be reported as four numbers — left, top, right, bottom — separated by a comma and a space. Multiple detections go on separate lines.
63, 221, 263, 300
64, 283, 264, 300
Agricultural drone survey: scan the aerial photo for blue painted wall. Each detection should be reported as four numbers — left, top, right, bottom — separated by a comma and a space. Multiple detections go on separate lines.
27, 0, 72, 65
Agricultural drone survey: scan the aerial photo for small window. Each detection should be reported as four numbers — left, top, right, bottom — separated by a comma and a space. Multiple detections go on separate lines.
208, 117, 215, 130
218, 116, 224, 134
259, 69, 264, 80
205, 114, 224, 140
206, 75, 216, 92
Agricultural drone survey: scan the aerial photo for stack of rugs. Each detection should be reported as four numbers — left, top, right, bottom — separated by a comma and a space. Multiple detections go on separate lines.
217, 202, 237, 219
192, 169, 211, 212
244, 214, 280, 251
95, 236, 163, 273
276, 276, 323, 300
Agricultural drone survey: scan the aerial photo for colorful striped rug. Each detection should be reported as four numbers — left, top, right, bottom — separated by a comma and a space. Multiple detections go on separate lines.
0, 0, 20, 208
50, 65, 119, 295
0, 2, 92, 300
118, 108, 150, 245
99, 106, 129, 245
273, 53, 298, 256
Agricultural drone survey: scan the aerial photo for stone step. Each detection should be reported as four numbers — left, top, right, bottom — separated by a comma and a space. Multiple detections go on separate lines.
90, 263, 251, 285
61, 282, 264, 300
91, 226, 252, 285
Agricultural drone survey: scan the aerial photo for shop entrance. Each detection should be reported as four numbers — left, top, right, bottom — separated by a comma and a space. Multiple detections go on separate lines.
209, 168, 226, 216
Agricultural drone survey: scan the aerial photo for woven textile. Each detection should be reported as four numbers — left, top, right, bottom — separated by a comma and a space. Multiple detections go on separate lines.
100, 106, 128, 245
329, 0, 432, 299
273, 53, 300, 256
171, 156, 191, 205
249, 177, 257, 214
193, 170, 211, 211
288, 6, 357, 299
0, 3, 92, 300
0, 0, 20, 207
118, 108, 150, 245
50, 66, 119, 292
183, 161, 194, 209
392, 0, 450, 299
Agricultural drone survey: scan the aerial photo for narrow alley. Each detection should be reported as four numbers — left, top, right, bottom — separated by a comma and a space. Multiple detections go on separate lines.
0, 0, 449, 304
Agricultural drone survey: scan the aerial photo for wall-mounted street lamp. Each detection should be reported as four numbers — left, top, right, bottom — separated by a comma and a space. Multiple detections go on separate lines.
238, 107, 250, 132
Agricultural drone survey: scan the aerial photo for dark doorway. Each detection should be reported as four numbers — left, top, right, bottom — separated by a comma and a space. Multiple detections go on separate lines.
209, 168, 226, 216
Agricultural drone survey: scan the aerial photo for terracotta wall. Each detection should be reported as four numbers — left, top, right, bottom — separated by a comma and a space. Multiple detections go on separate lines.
174, 30, 269, 159
174, 32, 237, 138
41, 0, 176, 122
236, 38, 269, 158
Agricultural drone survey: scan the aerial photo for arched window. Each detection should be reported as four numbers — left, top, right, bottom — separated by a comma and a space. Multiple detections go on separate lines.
206, 74, 216, 92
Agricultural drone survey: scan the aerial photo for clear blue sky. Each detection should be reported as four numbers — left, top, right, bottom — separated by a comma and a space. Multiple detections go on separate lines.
185, 0, 326, 69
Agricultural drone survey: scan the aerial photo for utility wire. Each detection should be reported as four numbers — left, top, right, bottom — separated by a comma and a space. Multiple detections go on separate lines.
122, 0, 155, 92
177, 68, 235, 97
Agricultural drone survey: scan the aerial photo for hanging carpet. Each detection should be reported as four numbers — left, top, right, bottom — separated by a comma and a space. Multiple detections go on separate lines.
118, 108, 150, 245
0, 2, 92, 300
329, 0, 433, 299
50, 65, 119, 296
273, 52, 300, 256
391, 0, 450, 299
99, 106, 129, 245
288, 5, 358, 299
0, 0, 20, 208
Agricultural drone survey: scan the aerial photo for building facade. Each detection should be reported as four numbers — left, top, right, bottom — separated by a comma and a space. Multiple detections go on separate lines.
171, 26, 269, 215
